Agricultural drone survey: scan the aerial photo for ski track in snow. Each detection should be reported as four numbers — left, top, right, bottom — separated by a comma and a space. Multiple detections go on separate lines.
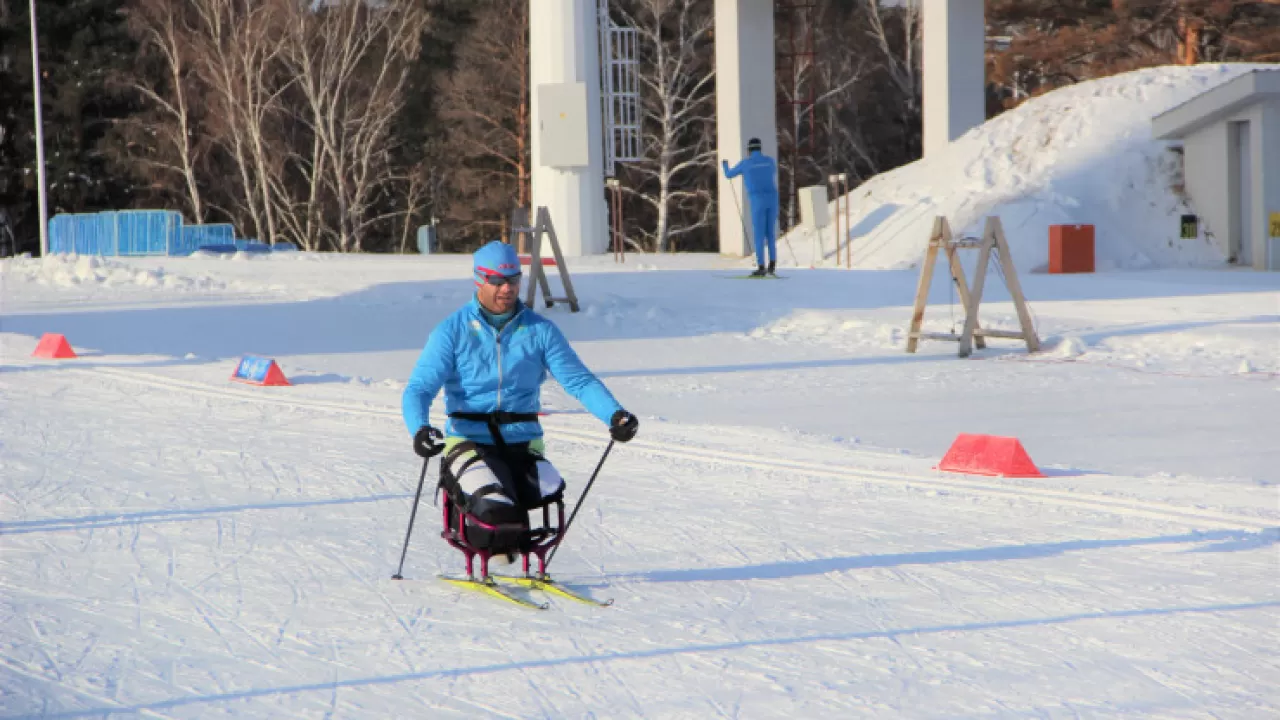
2, 360, 1277, 718
62, 364, 1280, 532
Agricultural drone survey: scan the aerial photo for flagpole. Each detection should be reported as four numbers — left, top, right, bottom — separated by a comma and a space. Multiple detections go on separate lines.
29, 0, 49, 256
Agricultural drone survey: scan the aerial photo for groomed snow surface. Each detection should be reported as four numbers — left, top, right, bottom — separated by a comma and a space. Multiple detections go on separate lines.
2, 248, 1277, 718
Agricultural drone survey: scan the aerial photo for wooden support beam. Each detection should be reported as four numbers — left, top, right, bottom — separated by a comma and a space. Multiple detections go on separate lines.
988, 216, 1040, 353
906, 216, 947, 354
972, 329, 1028, 340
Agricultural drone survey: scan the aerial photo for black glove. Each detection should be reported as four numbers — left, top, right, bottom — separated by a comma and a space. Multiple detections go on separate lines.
413, 425, 444, 458
609, 410, 638, 443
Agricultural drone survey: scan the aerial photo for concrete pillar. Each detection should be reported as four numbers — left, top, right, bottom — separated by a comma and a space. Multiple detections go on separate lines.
715, 0, 776, 257
923, 0, 986, 157
530, 0, 608, 256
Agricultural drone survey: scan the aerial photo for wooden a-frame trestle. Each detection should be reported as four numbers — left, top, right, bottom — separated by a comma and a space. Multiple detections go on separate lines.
906, 215, 1039, 358
509, 206, 580, 313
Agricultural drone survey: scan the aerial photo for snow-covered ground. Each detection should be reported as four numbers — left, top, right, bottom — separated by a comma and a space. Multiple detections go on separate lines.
783, 64, 1276, 273
2, 250, 1277, 718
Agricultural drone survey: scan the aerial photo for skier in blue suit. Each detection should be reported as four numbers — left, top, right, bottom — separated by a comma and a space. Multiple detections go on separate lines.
723, 137, 780, 277
402, 240, 638, 528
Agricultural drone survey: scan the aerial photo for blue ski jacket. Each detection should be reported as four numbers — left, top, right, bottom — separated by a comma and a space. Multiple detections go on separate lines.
723, 151, 779, 202
402, 297, 622, 445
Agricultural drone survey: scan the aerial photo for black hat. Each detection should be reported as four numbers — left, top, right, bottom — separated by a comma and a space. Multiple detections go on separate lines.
747, 137, 762, 152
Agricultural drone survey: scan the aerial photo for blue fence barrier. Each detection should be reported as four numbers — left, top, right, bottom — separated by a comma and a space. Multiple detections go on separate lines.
235, 239, 272, 253
180, 224, 235, 255
119, 211, 181, 255
50, 213, 119, 256
47, 211, 259, 257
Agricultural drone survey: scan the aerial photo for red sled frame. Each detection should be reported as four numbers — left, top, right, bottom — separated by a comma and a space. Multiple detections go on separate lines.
440, 494, 565, 582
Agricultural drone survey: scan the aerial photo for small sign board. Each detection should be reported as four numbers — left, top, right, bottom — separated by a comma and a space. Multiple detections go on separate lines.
1269, 211, 1280, 238
1180, 214, 1198, 239
231, 355, 290, 386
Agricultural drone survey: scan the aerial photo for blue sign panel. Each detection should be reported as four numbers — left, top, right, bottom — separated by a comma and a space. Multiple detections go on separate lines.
232, 355, 274, 383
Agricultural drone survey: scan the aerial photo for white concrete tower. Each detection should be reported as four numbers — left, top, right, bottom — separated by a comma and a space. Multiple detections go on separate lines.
714, 0, 776, 257
923, 0, 986, 157
530, 0, 609, 256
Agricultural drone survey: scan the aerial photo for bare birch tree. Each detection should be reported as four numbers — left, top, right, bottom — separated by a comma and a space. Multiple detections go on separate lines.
618, 0, 716, 252
123, 0, 205, 222
188, 0, 289, 244
279, 0, 428, 252
863, 0, 923, 161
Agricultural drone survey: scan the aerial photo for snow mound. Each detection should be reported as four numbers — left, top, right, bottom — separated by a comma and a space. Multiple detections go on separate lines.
3, 254, 229, 291
1050, 335, 1089, 359
785, 64, 1272, 273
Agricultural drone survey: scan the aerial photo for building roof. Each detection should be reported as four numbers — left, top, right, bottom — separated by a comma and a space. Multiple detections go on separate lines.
1153, 69, 1280, 140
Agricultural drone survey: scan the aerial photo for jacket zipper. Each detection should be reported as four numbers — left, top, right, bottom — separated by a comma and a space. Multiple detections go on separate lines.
492, 308, 524, 412
495, 333, 503, 410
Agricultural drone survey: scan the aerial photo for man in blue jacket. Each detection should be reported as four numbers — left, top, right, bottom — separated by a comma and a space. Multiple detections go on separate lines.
723, 137, 779, 277
402, 240, 638, 552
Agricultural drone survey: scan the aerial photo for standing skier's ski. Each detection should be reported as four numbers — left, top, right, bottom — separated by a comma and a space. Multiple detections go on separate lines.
492, 574, 614, 607
438, 575, 549, 610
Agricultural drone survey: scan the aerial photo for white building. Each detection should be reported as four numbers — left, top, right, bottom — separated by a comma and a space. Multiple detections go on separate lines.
1153, 69, 1280, 271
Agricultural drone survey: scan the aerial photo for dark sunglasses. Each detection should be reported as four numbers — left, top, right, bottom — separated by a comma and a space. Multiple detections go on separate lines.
480, 273, 522, 287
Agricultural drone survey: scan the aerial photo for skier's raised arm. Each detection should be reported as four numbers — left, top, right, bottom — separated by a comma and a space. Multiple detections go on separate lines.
541, 322, 623, 427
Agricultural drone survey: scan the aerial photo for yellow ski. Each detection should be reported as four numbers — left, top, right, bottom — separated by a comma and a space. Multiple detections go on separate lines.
491, 574, 614, 607
438, 575, 549, 610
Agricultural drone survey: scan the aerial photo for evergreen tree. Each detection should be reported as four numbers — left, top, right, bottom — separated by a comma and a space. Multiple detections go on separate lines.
0, 0, 139, 254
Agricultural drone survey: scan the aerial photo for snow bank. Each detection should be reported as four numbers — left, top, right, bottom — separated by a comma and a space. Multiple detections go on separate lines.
786, 64, 1273, 273
2, 254, 230, 291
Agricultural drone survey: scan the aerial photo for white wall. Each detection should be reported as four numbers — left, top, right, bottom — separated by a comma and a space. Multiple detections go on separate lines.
1260, 100, 1280, 271
1226, 103, 1273, 271
922, 0, 986, 157
1184, 122, 1232, 260
1180, 100, 1279, 271
715, 0, 776, 257
530, 0, 608, 257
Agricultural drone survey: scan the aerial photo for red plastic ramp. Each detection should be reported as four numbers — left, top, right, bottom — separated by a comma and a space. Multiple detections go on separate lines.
32, 333, 77, 359
936, 433, 1043, 478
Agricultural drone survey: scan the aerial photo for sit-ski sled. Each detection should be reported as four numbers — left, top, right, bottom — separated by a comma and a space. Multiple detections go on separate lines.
392, 428, 617, 610
437, 490, 613, 610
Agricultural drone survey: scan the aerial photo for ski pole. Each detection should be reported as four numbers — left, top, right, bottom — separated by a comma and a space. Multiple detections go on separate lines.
391, 456, 431, 580
780, 211, 799, 266
726, 181, 753, 263
546, 439, 615, 569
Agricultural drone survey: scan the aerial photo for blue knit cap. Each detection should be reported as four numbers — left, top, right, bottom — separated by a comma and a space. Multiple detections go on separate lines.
473, 240, 521, 278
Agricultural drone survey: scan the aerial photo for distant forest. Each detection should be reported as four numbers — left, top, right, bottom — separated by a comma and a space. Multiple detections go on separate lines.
2, 0, 1277, 256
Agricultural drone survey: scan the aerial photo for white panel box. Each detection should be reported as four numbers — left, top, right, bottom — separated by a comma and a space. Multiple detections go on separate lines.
537, 82, 590, 168
798, 185, 830, 229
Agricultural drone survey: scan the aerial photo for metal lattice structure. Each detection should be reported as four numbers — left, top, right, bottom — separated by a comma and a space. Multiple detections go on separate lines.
598, 0, 640, 178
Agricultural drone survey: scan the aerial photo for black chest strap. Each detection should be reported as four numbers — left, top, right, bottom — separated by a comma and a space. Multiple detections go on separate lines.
449, 411, 540, 449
